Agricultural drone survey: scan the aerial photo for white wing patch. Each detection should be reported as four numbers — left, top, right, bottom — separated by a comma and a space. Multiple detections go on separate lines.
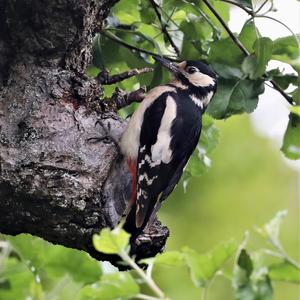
139, 173, 158, 185
151, 96, 177, 164
120, 85, 176, 160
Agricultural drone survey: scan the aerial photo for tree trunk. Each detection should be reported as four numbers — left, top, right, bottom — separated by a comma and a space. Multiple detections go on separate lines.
0, 0, 168, 264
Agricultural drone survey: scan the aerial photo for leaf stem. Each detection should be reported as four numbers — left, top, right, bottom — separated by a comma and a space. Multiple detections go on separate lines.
120, 251, 167, 299
201, 287, 208, 300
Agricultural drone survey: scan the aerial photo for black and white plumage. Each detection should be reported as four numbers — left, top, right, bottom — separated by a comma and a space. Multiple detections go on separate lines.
121, 57, 217, 237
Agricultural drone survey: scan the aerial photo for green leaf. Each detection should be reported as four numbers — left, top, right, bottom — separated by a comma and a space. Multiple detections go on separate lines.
0, 257, 34, 300
242, 37, 273, 79
154, 251, 185, 267
238, 249, 253, 277
233, 249, 273, 300
93, 227, 130, 254
281, 113, 300, 160
9, 234, 102, 287
180, 16, 213, 59
269, 261, 300, 283
209, 38, 244, 67
200, 114, 220, 153
111, 0, 141, 24
139, 2, 156, 24
183, 240, 237, 287
212, 63, 243, 79
239, 21, 257, 52
207, 79, 265, 119
272, 35, 300, 72
77, 272, 139, 300
253, 37, 273, 76
267, 69, 298, 90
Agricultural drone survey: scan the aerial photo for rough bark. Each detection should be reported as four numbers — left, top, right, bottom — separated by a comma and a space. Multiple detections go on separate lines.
0, 0, 168, 264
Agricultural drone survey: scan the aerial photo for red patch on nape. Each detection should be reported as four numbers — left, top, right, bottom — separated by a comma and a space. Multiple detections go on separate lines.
127, 158, 137, 207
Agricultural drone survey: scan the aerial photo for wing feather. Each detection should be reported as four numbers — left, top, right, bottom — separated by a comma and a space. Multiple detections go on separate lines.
135, 91, 202, 229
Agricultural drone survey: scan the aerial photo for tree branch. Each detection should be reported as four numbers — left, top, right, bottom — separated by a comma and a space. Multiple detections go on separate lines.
97, 67, 154, 85
149, 0, 180, 56
202, 0, 295, 105
111, 86, 147, 109
101, 31, 179, 61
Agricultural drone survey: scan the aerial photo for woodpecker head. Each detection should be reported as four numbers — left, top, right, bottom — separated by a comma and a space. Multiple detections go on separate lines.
154, 56, 217, 108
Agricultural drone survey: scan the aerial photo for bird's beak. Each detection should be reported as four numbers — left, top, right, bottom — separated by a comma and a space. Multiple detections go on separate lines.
153, 56, 182, 75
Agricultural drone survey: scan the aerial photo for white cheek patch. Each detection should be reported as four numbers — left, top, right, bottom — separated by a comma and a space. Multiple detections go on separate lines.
189, 73, 215, 87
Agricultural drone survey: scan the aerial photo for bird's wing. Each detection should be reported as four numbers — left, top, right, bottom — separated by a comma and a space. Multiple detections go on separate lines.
135, 92, 202, 228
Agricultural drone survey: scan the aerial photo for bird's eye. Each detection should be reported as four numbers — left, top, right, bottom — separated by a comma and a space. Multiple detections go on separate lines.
187, 66, 197, 74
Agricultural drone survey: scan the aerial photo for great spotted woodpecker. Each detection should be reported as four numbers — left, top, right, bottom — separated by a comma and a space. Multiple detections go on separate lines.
121, 56, 217, 237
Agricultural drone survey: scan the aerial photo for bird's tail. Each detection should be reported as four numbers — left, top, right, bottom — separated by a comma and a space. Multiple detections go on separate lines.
123, 202, 140, 239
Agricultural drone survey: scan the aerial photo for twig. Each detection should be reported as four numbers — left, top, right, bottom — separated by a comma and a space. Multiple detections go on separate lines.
102, 31, 178, 61
112, 86, 147, 109
149, 0, 180, 56
201, 0, 295, 105
268, 80, 295, 105
220, 0, 253, 15
97, 67, 154, 85
255, 0, 270, 14
202, 0, 250, 55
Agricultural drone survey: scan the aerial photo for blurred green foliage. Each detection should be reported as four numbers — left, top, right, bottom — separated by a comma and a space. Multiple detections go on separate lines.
1, 0, 299, 299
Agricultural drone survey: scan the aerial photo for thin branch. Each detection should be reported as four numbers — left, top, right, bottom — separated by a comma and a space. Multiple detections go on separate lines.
111, 86, 147, 109
149, 0, 181, 56
119, 250, 166, 299
269, 80, 295, 105
102, 31, 178, 61
201, 0, 295, 105
97, 67, 154, 85
220, 0, 253, 15
255, 0, 270, 14
202, 0, 250, 55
